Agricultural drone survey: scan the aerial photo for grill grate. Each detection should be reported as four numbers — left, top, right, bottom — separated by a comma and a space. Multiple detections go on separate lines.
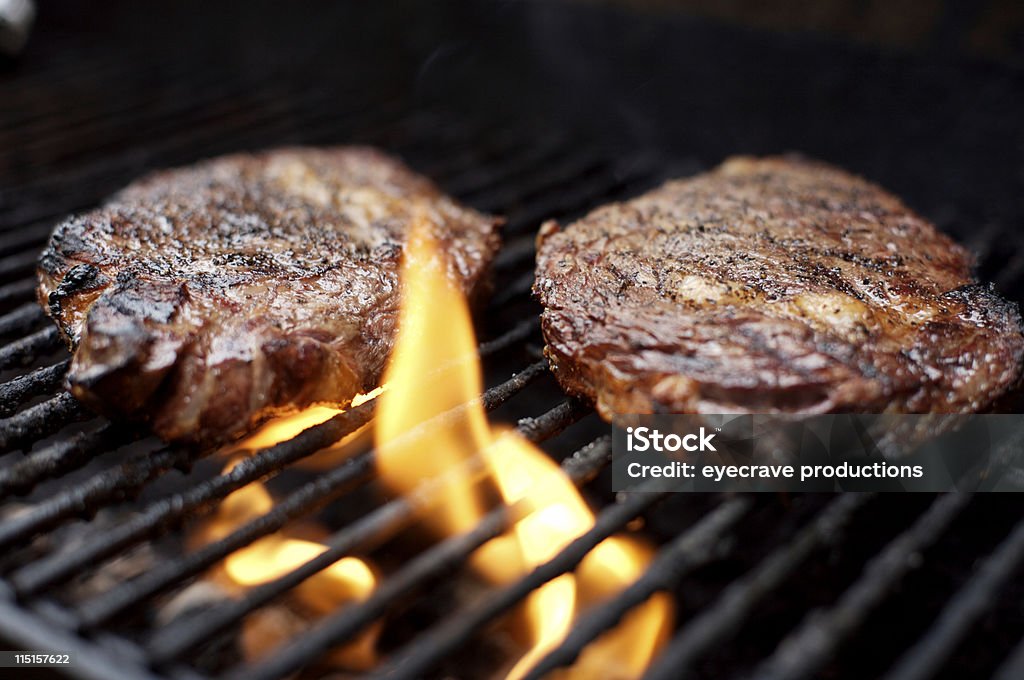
0, 95, 676, 678
641, 492, 873, 680
2, 2, 1024, 679
749, 492, 973, 680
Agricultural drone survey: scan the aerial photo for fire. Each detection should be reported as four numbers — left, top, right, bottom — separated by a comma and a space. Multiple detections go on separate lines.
572, 537, 674, 678
375, 218, 673, 678
233, 406, 345, 451
198, 371, 386, 669
196, 458, 380, 670
230, 388, 382, 470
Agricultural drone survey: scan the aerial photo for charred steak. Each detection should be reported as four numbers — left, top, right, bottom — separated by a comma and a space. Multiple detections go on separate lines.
534, 156, 1024, 418
39, 147, 500, 445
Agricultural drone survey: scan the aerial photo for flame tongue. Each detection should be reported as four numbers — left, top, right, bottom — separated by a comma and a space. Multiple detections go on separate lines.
375, 222, 490, 534
375, 220, 673, 679
196, 458, 380, 670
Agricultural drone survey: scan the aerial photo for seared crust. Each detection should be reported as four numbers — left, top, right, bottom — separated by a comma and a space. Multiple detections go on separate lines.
39, 147, 501, 445
534, 156, 1024, 418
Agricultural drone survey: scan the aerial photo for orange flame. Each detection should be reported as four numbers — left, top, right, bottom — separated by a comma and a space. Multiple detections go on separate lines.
196, 458, 380, 670
375, 219, 673, 679
230, 388, 382, 470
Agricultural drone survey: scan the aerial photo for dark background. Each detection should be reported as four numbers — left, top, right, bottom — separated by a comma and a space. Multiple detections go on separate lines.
3, 0, 1023, 283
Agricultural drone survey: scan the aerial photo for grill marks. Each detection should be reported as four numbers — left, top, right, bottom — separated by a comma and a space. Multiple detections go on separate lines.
36, 147, 501, 445
535, 156, 1024, 416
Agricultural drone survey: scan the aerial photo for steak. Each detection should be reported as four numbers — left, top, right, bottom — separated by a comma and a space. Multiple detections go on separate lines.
534, 156, 1024, 418
38, 147, 501, 445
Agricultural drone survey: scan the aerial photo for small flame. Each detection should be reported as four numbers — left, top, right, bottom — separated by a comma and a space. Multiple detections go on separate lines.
196, 458, 380, 670
375, 218, 673, 679
233, 406, 344, 451
230, 388, 383, 470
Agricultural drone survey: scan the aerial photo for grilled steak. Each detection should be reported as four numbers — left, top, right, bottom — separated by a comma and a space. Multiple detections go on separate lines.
534, 156, 1024, 418
39, 147, 500, 445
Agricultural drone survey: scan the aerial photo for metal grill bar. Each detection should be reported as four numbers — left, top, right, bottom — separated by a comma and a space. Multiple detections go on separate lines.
488, 155, 659, 243
751, 492, 973, 680
2, 296, 536, 573
6, 406, 367, 595
2, 67, 278, 165
487, 154, 663, 278
0, 392, 88, 452
245, 508, 514, 680
0, 303, 45, 338
489, 271, 540, 310
149, 453, 523, 663
0, 278, 37, 307
372, 497, 749, 680
411, 130, 634, 236
503, 153, 662, 234
5, 104, 400, 200
486, 165, 663, 276
1, 71, 417, 215
1, 90, 410, 230
0, 326, 59, 371
440, 131, 573, 197
474, 317, 537, 355
520, 497, 753, 680
377, 110, 520, 160
0, 597, 164, 680
218, 436, 612, 680
71, 363, 562, 629
0, 48, 225, 147
641, 493, 874, 680
74, 452, 376, 629
404, 124, 553, 183
9, 401, 364, 593
0, 446, 196, 553
0, 250, 38, 280
0, 57, 346, 163
0, 360, 69, 418
469, 151, 607, 213
0, 424, 130, 498
493, 235, 541, 273
881, 516, 1024, 680
0, 222, 55, 258
514, 398, 590, 442
560, 435, 614, 485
